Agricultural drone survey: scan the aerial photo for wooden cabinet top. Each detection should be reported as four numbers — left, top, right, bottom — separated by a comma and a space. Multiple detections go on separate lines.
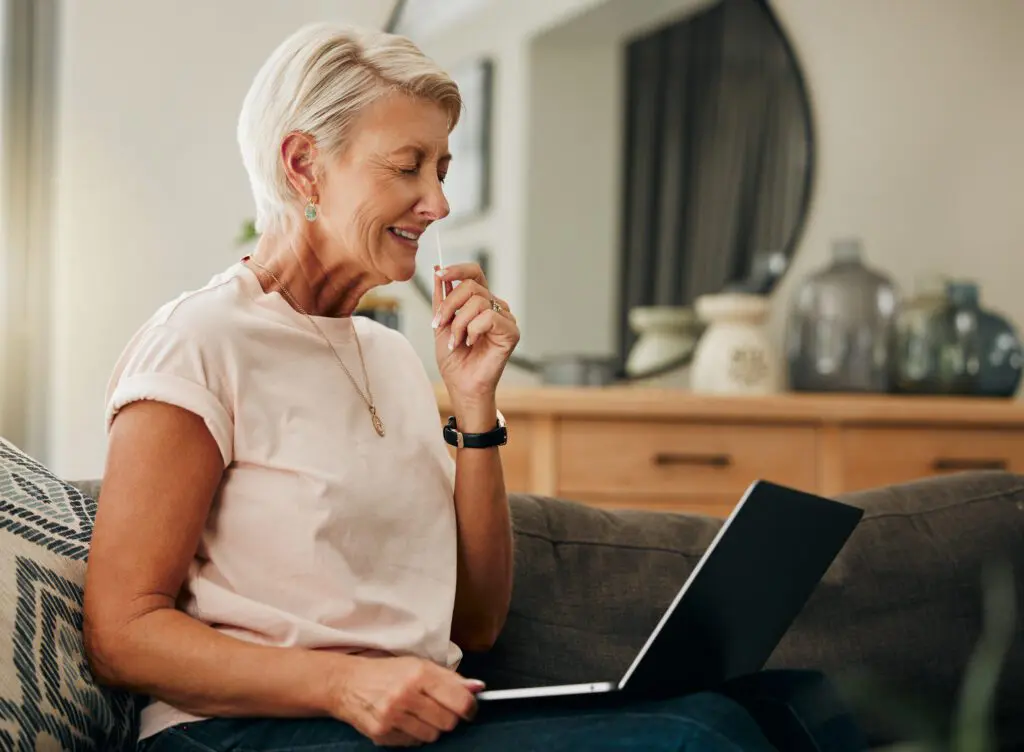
434, 384, 1024, 429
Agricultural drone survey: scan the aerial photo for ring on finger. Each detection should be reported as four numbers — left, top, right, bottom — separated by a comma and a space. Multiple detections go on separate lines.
490, 297, 506, 315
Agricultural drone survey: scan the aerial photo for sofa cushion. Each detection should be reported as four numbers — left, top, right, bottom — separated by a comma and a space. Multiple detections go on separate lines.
459, 472, 1024, 747
0, 438, 137, 751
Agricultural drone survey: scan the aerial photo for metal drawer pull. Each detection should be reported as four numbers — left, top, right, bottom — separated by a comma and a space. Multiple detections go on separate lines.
653, 452, 733, 468
932, 457, 1007, 471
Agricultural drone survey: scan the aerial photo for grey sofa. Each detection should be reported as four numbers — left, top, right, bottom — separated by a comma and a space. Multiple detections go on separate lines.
2, 445, 1022, 749
456, 472, 1024, 750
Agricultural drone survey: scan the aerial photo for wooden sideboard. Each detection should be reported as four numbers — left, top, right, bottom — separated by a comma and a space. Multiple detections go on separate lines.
435, 385, 1024, 517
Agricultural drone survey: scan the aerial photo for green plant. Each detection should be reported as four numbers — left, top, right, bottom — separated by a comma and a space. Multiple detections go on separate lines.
839, 560, 1017, 752
237, 218, 258, 246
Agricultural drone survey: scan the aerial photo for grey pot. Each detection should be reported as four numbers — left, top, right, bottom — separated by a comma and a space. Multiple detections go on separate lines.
785, 238, 900, 393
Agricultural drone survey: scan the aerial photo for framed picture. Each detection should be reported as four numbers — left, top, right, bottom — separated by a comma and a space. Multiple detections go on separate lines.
444, 57, 493, 224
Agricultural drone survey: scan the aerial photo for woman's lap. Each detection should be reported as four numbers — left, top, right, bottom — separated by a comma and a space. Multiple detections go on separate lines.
139, 692, 776, 751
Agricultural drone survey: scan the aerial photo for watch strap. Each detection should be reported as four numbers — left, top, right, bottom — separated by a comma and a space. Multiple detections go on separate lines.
444, 411, 508, 449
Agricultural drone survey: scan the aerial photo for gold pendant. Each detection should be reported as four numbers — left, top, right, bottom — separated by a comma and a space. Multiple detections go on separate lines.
370, 407, 385, 437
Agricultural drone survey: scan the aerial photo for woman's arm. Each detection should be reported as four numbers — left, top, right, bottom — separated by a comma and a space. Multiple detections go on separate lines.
85, 400, 339, 717
84, 400, 478, 744
448, 394, 514, 652
431, 263, 520, 653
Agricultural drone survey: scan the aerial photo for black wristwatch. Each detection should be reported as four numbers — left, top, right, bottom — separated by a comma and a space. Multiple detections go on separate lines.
443, 410, 508, 449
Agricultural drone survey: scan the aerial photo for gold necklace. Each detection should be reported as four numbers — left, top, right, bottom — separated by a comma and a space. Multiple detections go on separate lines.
245, 257, 385, 437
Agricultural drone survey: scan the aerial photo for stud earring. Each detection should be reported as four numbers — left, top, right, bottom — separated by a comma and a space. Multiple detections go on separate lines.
304, 195, 319, 222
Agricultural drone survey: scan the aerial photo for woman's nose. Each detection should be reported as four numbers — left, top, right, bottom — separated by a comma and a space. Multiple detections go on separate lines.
418, 181, 450, 221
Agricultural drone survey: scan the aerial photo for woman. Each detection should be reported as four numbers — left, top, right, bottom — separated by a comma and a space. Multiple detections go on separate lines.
83, 22, 782, 750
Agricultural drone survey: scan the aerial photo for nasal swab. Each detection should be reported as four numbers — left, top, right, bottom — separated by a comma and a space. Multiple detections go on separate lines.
436, 229, 446, 301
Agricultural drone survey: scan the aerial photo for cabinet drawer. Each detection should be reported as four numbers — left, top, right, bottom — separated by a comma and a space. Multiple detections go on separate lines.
557, 419, 818, 496
840, 427, 1024, 491
500, 417, 534, 493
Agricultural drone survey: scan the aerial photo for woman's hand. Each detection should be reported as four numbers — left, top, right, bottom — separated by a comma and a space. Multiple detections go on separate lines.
432, 263, 520, 402
331, 655, 483, 747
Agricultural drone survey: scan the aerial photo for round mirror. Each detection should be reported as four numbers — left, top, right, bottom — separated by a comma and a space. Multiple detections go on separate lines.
401, 0, 814, 382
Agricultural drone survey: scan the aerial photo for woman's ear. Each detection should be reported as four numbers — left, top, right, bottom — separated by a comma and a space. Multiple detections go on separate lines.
281, 131, 319, 199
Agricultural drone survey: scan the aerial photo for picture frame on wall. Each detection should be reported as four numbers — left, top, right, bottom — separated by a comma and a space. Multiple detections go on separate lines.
444, 57, 493, 224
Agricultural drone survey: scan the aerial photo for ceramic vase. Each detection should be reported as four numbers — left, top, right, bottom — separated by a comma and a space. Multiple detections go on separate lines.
625, 306, 702, 382
690, 293, 781, 395
785, 238, 900, 393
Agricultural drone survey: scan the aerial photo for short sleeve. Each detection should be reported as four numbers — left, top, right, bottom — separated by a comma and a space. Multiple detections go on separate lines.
105, 323, 233, 466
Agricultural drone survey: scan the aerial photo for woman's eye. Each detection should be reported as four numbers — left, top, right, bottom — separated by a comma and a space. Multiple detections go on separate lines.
397, 165, 445, 184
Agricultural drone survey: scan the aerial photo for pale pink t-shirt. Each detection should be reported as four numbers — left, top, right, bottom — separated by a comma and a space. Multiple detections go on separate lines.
104, 261, 461, 740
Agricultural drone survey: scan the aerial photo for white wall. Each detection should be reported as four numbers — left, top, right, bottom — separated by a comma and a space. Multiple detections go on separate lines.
392, 0, 498, 41
48, 0, 390, 478
523, 37, 623, 360
765, 0, 1024, 352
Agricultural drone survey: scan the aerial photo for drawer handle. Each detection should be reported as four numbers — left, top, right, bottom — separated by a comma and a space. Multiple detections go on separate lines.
932, 457, 1008, 472
653, 452, 733, 468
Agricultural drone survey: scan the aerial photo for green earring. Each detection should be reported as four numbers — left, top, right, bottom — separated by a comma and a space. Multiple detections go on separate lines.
304, 195, 318, 222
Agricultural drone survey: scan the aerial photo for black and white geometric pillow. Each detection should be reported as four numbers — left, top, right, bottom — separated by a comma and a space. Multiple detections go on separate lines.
0, 437, 138, 751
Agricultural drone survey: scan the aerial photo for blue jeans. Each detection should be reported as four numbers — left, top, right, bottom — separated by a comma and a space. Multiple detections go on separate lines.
138, 671, 865, 751
140, 693, 772, 751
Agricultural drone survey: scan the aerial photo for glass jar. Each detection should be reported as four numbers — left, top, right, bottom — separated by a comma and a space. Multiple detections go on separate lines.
890, 274, 948, 394
785, 238, 900, 392
931, 281, 1023, 397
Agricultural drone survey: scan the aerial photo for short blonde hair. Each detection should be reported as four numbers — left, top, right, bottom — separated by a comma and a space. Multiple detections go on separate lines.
238, 22, 462, 234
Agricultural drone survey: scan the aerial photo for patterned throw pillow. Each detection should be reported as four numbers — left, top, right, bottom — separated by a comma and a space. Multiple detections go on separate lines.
0, 437, 138, 750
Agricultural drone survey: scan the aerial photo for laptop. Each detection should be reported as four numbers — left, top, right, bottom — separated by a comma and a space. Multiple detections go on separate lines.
476, 479, 863, 703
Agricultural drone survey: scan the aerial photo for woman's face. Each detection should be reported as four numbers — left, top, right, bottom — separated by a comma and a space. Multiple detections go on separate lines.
313, 92, 452, 284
